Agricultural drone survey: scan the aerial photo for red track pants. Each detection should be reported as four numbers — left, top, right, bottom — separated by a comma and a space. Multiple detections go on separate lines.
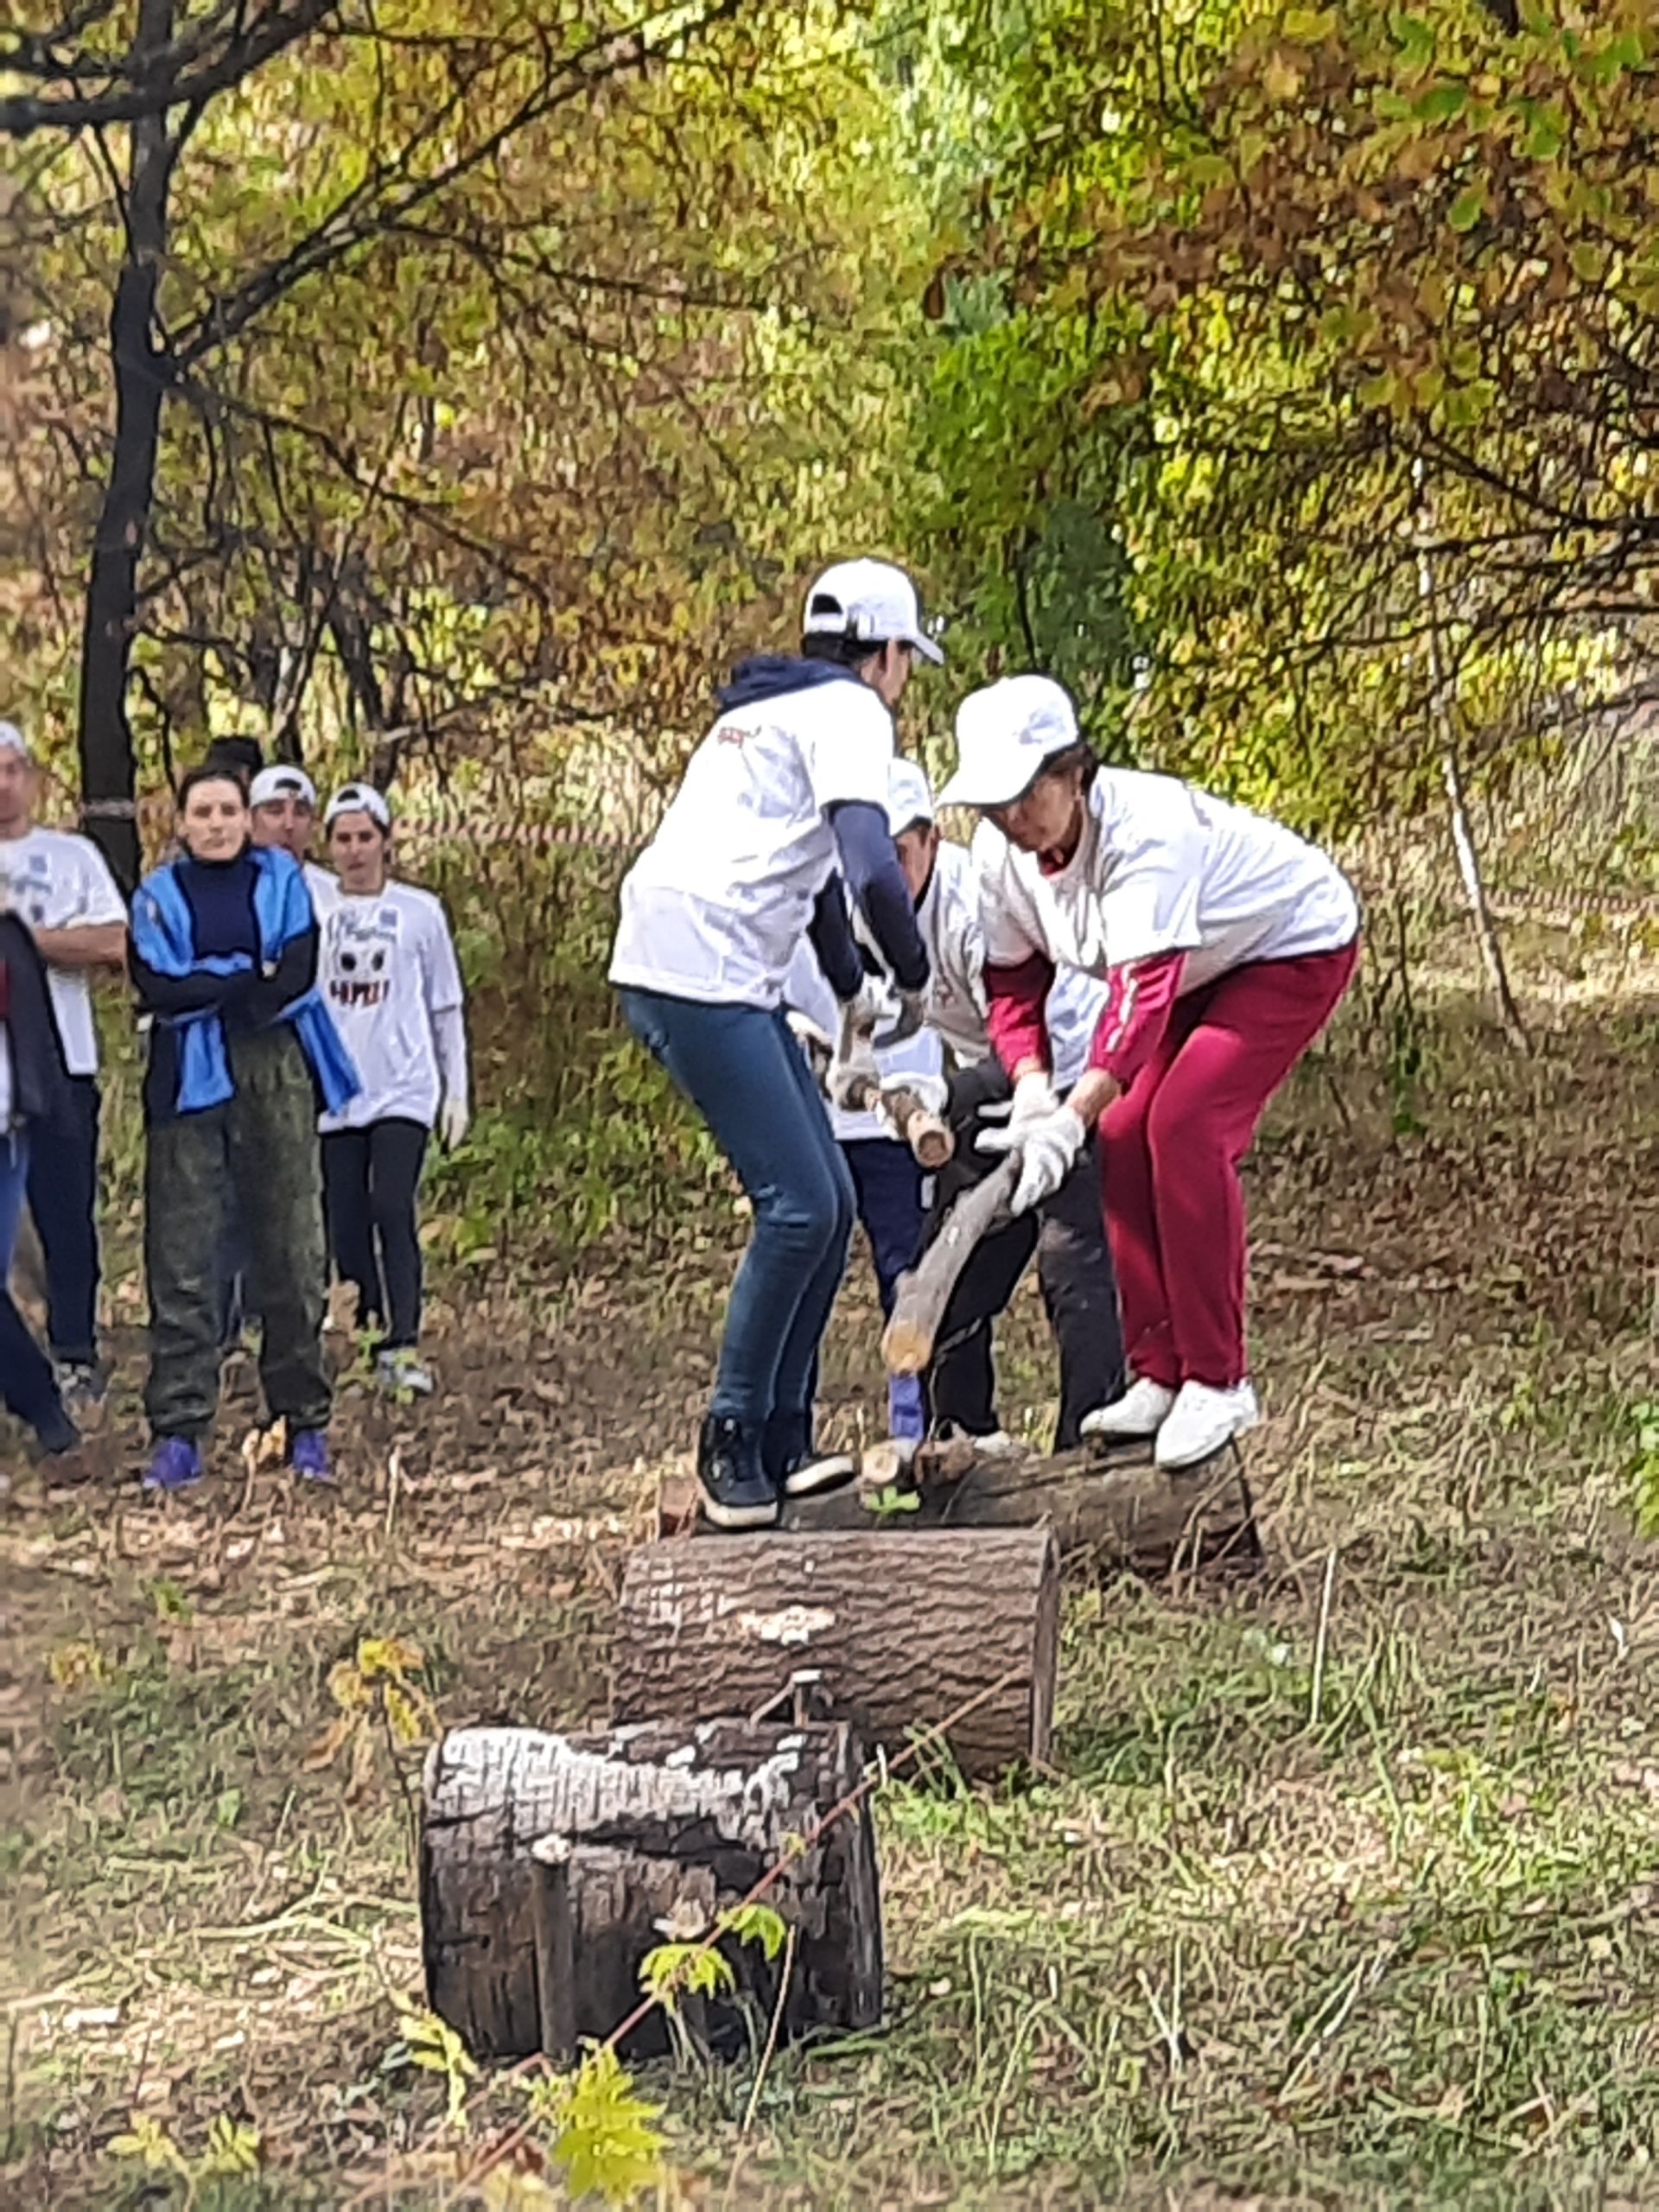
1098, 939, 1358, 1391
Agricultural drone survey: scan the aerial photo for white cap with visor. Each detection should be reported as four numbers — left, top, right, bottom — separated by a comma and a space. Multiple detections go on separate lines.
885, 757, 936, 836
249, 764, 317, 810
324, 781, 391, 830
803, 559, 944, 666
937, 675, 1081, 810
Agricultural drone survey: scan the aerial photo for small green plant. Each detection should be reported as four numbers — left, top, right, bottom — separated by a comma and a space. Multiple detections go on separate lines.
861, 1483, 922, 1521
526, 2047, 668, 2206
396, 2003, 478, 2130
1628, 1400, 1659, 1535
110, 2110, 261, 2202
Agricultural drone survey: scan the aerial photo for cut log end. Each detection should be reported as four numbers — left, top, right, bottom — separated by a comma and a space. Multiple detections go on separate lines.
881, 1316, 932, 1376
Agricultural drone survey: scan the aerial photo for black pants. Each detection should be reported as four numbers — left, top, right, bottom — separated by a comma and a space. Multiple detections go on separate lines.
928, 1067, 1125, 1451
25, 1074, 100, 1365
322, 1119, 429, 1348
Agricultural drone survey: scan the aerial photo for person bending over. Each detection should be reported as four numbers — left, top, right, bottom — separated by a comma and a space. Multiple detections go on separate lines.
610, 558, 940, 1530
938, 675, 1359, 1470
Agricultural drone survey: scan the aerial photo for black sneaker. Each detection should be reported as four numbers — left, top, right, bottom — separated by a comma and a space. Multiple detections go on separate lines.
764, 1410, 856, 1500
35, 1404, 84, 1459
697, 1415, 779, 1531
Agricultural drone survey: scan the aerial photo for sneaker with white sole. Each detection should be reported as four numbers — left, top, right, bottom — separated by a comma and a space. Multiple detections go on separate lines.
970, 1428, 1022, 1459
377, 1347, 435, 1397
1153, 1380, 1260, 1470
1080, 1378, 1177, 1443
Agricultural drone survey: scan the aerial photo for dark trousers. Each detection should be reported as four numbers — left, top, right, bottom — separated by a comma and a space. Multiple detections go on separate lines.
929, 1072, 1125, 1451
24, 1074, 100, 1364
619, 988, 855, 1430
322, 1119, 429, 1348
2, 1128, 65, 1433
842, 1137, 927, 1439
143, 1027, 331, 1444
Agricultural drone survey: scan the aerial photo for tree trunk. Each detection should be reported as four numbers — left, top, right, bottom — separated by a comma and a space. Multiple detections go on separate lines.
611, 1529, 1060, 1782
421, 1718, 880, 2062
76, 0, 179, 893
784, 1441, 1262, 1576
885, 1154, 1020, 1375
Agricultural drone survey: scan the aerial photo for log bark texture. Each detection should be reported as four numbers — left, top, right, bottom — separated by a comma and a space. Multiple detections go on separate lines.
884, 1154, 1020, 1374
785, 1441, 1260, 1576
611, 1529, 1059, 1781
422, 1718, 880, 2061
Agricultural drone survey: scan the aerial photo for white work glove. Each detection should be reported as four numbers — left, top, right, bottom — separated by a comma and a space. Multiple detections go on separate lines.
828, 989, 881, 1110
785, 1008, 835, 1061
437, 1096, 471, 1149
872, 1069, 949, 1138
978, 1100, 1085, 1216
978, 1068, 1059, 1141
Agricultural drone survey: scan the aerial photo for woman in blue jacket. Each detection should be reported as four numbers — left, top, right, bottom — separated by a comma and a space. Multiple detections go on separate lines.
131, 765, 357, 1492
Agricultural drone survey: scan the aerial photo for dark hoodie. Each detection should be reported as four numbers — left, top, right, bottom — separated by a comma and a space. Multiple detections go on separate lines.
716, 657, 929, 997
0, 912, 70, 1128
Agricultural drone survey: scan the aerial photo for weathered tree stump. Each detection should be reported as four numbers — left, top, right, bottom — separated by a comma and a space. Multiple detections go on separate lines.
784, 1440, 1260, 1575
611, 1529, 1059, 1781
422, 1718, 880, 2061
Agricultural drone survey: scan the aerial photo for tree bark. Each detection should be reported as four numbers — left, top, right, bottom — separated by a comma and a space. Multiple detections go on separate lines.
784, 1441, 1262, 1576
421, 1718, 880, 2062
885, 1154, 1020, 1375
611, 1529, 1060, 1782
76, 0, 179, 893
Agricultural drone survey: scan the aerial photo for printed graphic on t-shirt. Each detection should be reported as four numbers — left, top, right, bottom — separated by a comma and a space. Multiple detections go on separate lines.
326, 903, 401, 1009
0, 844, 56, 930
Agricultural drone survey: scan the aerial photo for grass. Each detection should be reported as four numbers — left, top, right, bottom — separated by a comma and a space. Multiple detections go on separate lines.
4, 925, 1659, 2208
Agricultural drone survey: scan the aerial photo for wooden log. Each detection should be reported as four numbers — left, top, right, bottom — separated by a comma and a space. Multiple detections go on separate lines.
842, 1076, 954, 1171
422, 1718, 880, 2061
612, 1529, 1059, 1782
884, 1154, 1020, 1375
784, 1441, 1261, 1577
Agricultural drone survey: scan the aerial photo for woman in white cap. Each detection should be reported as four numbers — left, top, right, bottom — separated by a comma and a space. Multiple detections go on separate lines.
877, 756, 1123, 1451
610, 557, 941, 1529
938, 675, 1359, 1469
250, 765, 338, 915
318, 783, 469, 1396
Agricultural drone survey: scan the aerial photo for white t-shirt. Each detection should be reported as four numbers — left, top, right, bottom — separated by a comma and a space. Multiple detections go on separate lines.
318, 882, 465, 1132
915, 840, 1106, 1091
973, 771, 1358, 995
780, 941, 943, 1146
304, 861, 340, 917
0, 827, 126, 1077
609, 676, 895, 1008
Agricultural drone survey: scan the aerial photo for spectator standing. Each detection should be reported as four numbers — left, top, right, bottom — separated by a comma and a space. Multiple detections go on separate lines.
318, 783, 469, 1396
0, 904, 81, 1457
250, 765, 338, 915
0, 720, 126, 1408
130, 766, 357, 1491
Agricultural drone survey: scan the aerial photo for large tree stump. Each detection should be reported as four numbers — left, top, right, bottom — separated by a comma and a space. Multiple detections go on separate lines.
611, 1529, 1059, 1782
422, 1718, 880, 2061
783, 1441, 1260, 1575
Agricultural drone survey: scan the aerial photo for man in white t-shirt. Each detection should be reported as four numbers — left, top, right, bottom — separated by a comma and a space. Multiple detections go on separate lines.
0, 720, 127, 1407
610, 556, 941, 1530
318, 782, 468, 1397
251, 765, 339, 916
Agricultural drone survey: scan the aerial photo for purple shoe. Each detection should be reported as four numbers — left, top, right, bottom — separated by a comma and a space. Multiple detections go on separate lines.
289, 1428, 331, 1484
143, 1437, 203, 1493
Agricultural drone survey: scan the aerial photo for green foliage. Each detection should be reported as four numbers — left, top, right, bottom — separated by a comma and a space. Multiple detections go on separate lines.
111, 2110, 262, 2201
638, 1941, 735, 2007
394, 2004, 479, 2132
1627, 1401, 1659, 1537
531, 2047, 668, 2209
861, 1483, 923, 1520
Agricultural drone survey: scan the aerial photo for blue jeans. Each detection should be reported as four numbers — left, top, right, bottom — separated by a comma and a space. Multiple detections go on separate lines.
842, 1137, 927, 1440
619, 989, 855, 1429
0, 1127, 28, 1276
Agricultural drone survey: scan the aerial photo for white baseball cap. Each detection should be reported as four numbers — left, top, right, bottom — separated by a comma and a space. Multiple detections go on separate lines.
250, 764, 317, 810
803, 558, 944, 665
937, 675, 1081, 809
886, 757, 936, 836
324, 780, 391, 830
0, 720, 29, 760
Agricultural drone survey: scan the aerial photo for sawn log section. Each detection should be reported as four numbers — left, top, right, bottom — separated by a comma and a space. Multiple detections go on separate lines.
422, 1718, 880, 2059
611, 1529, 1060, 1781
784, 1442, 1261, 1576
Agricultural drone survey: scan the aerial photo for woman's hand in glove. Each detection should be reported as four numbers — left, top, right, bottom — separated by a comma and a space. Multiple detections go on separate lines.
976, 1099, 1085, 1215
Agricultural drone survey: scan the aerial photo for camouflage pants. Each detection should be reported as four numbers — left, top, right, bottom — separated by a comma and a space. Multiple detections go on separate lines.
143, 1027, 331, 1443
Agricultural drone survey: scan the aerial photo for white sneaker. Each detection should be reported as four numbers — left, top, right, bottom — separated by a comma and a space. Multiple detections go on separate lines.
377, 1347, 435, 1398
1080, 1378, 1176, 1443
971, 1429, 1022, 1459
1153, 1380, 1260, 1470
